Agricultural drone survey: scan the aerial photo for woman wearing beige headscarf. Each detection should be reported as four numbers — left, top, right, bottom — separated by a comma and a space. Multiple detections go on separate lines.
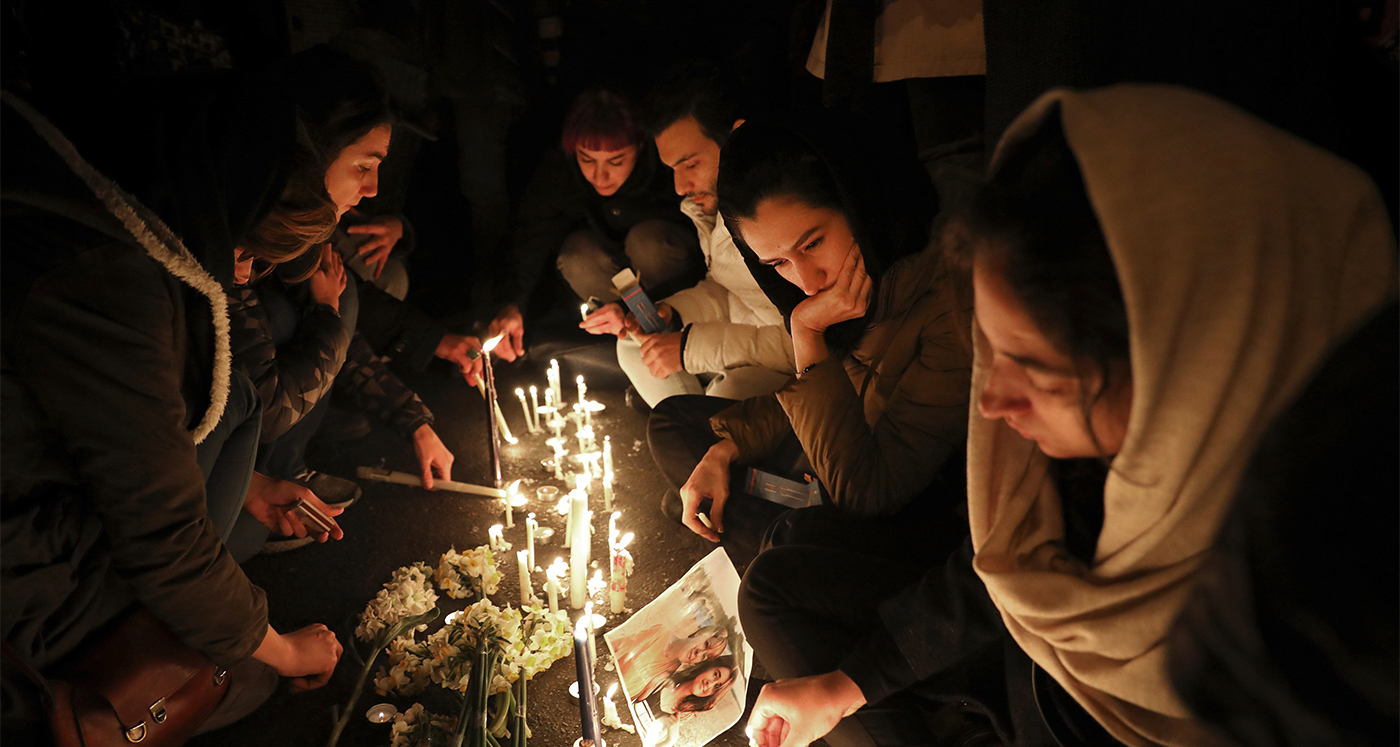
742, 85, 1396, 747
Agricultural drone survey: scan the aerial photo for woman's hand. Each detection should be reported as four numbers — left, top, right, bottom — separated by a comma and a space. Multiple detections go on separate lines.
345, 211, 404, 279
413, 424, 455, 489
308, 244, 347, 311
789, 244, 870, 336
746, 672, 866, 747
679, 439, 738, 542
244, 472, 344, 541
253, 623, 343, 692
488, 304, 526, 361
435, 333, 483, 386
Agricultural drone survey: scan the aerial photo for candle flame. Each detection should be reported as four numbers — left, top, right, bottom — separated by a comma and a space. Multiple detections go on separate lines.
607, 682, 618, 699
481, 333, 506, 353
619, 532, 634, 550
515, 387, 524, 395
576, 375, 584, 384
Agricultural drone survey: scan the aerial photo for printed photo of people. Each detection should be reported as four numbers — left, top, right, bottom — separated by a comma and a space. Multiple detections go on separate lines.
605, 549, 751, 747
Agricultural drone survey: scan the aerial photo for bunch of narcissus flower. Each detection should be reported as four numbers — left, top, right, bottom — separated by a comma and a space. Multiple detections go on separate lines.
389, 703, 457, 747
435, 545, 503, 600
356, 562, 438, 643
373, 598, 572, 699
332, 550, 571, 747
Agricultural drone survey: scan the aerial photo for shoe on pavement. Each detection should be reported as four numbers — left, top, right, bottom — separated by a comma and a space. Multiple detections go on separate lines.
660, 489, 684, 523
294, 470, 361, 509
261, 534, 316, 554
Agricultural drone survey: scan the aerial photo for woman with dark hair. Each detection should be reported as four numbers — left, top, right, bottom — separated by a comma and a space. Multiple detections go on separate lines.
648, 116, 971, 565
637, 655, 739, 712
227, 47, 461, 548
742, 86, 1395, 747
488, 87, 701, 360
0, 72, 355, 738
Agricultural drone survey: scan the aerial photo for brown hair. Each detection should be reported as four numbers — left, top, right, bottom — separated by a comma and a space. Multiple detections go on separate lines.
238, 119, 338, 280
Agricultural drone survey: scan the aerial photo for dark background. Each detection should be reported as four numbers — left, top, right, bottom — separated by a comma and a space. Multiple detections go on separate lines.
2, 2, 1394, 745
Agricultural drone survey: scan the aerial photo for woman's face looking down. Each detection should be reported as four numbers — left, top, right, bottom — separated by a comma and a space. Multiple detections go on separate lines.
325, 124, 392, 218
973, 250, 1132, 459
576, 144, 638, 197
742, 197, 863, 299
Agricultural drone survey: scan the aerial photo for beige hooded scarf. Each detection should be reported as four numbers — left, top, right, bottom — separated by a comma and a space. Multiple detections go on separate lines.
967, 85, 1397, 746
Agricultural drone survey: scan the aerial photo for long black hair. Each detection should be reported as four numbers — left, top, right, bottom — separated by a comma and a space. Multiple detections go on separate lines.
717, 116, 937, 353
668, 654, 737, 713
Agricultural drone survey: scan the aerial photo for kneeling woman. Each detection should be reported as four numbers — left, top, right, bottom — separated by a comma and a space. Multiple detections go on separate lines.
741, 86, 1396, 747
648, 118, 972, 564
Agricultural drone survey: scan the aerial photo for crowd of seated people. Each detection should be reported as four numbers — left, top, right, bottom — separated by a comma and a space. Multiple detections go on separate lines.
2, 6, 1396, 746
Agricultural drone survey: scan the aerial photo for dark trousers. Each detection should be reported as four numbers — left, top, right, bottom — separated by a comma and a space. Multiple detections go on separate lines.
740, 547, 951, 747
194, 370, 261, 552
647, 396, 971, 571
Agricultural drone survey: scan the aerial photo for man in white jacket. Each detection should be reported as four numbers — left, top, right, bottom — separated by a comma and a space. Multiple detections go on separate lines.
583, 63, 793, 407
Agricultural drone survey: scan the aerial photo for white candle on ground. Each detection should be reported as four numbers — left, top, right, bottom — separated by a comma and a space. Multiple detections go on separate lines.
505, 480, 521, 528
603, 436, 614, 511
489, 525, 503, 550
569, 489, 589, 609
526, 513, 537, 567
529, 385, 541, 430
611, 526, 633, 614
550, 359, 562, 404
517, 550, 533, 605
576, 374, 587, 410
546, 557, 565, 613
515, 388, 533, 433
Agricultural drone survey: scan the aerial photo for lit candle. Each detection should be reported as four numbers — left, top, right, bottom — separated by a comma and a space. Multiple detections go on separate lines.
573, 617, 602, 744
576, 374, 587, 410
546, 558, 565, 613
603, 436, 614, 511
569, 489, 588, 609
548, 438, 566, 481
580, 303, 591, 322
506, 480, 521, 528
601, 683, 627, 731
515, 388, 535, 434
610, 521, 634, 614
526, 513, 537, 567
517, 550, 533, 606
550, 359, 562, 404
529, 385, 541, 431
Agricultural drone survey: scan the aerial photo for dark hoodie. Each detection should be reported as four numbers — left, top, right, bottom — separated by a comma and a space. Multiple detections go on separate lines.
506, 138, 691, 308
1, 75, 298, 673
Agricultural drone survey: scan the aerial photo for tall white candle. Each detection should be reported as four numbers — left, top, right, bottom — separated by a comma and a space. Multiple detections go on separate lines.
529, 385, 541, 430
603, 437, 614, 510
568, 489, 589, 609
526, 513, 537, 567
550, 359, 562, 404
576, 374, 587, 410
514, 388, 534, 434
517, 550, 533, 606
546, 558, 565, 613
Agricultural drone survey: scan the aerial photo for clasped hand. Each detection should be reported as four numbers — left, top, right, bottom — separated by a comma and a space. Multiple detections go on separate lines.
746, 672, 867, 747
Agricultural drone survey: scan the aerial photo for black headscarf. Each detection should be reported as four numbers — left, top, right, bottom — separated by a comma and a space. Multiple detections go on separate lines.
30, 73, 298, 287
717, 115, 938, 353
